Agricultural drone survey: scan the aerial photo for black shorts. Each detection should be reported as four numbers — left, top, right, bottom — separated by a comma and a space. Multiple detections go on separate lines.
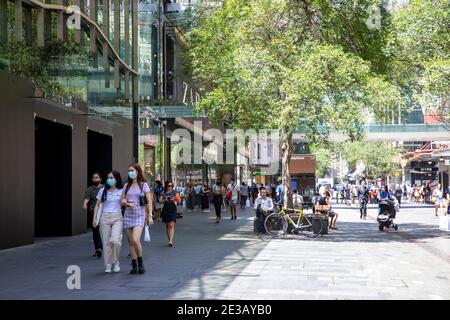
328, 210, 336, 218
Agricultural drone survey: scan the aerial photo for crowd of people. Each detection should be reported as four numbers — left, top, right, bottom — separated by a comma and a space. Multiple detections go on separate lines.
84, 169, 450, 274
83, 164, 181, 275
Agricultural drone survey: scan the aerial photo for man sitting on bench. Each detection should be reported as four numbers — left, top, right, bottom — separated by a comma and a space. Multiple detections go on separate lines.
254, 187, 274, 233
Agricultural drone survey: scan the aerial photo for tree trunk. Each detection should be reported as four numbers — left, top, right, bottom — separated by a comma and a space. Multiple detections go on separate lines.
281, 131, 293, 208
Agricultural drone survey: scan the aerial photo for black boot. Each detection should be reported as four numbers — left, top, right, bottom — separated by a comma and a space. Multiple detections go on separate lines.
137, 257, 145, 274
130, 259, 138, 275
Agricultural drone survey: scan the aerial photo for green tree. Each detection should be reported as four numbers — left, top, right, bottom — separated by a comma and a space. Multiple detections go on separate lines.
386, 0, 450, 127
187, 0, 401, 206
341, 141, 401, 180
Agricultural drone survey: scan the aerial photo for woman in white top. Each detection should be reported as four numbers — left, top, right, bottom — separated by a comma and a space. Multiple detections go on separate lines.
93, 170, 124, 273
432, 183, 444, 216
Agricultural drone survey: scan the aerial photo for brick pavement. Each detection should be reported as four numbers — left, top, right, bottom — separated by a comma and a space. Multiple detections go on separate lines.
0, 203, 448, 300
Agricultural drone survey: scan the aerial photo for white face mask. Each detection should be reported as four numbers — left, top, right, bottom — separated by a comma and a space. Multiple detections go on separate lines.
128, 171, 137, 180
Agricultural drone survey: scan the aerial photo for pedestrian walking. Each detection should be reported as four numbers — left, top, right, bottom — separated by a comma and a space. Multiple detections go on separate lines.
276, 178, 284, 208
154, 180, 164, 221
159, 180, 181, 247
432, 183, 444, 216
395, 184, 403, 207
121, 164, 153, 275
358, 181, 369, 219
194, 183, 202, 209
92, 171, 124, 273
227, 178, 240, 219
212, 179, 225, 223
201, 183, 211, 212
185, 183, 195, 211
240, 182, 249, 209
344, 184, 351, 206
83, 172, 103, 258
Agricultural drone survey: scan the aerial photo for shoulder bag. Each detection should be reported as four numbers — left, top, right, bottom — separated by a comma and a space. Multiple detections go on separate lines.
95, 187, 108, 226
139, 183, 149, 206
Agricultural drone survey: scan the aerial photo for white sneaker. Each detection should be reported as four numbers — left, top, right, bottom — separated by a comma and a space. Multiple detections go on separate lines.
105, 264, 112, 273
113, 261, 120, 273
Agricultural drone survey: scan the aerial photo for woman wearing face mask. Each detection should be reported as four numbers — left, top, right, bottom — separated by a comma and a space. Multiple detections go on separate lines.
160, 180, 181, 247
121, 164, 154, 275
83, 172, 103, 258
92, 171, 124, 273
212, 179, 225, 223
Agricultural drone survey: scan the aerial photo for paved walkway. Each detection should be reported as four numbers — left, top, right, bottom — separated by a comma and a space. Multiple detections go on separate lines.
0, 203, 449, 300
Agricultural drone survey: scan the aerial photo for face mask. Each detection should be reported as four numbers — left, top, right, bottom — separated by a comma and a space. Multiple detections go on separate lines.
93, 181, 100, 186
128, 171, 137, 180
106, 178, 116, 187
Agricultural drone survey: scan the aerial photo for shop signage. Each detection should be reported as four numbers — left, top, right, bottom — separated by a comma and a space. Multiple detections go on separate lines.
414, 167, 438, 172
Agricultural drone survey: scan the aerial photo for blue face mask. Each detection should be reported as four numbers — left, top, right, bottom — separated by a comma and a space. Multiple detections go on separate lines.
106, 178, 116, 187
128, 171, 137, 180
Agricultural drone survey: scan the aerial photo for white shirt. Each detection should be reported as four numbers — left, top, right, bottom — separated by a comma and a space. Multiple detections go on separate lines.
96, 187, 123, 213
227, 183, 240, 200
254, 196, 274, 211
293, 194, 303, 208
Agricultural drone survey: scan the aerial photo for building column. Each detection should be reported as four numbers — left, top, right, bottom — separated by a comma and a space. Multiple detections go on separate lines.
37, 8, 45, 47
24, 6, 32, 46
0, 0, 8, 44
124, 0, 130, 100
90, 0, 98, 68
44, 0, 52, 44
114, 0, 120, 95
14, 0, 22, 41
102, 0, 110, 88
57, 0, 66, 41
131, 0, 139, 162
74, 0, 81, 44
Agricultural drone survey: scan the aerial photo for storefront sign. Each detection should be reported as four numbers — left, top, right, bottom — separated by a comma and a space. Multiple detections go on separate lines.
413, 167, 438, 172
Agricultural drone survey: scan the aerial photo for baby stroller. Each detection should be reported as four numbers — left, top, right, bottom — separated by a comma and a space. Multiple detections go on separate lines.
377, 199, 398, 232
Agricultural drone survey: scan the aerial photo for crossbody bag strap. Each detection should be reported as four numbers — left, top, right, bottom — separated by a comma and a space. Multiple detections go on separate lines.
101, 187, 108, 203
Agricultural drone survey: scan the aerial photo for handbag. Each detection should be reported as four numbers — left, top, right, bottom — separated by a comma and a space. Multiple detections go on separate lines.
139, 183, 149, 206
95, 187, 108, 226
95, 203, 103, 226
144, 223, 151, 242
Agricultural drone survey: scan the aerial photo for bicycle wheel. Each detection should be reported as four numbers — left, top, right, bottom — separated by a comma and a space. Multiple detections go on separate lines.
264, 212, 287, 236
298, 216, 322, 238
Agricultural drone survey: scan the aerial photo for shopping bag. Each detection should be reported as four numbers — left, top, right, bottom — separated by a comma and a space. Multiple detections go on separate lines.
144, 224, 151, 242
95, 203, 103, 227
439, 215, 449, 231
246, 199, 251, 207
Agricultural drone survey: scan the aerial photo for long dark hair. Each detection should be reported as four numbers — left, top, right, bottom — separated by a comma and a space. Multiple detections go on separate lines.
164, 180, 174, 193
125, 163, 146, 195
106, 170, 124, 189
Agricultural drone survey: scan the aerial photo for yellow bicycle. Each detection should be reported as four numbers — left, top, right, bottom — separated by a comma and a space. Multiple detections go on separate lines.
264, 206, 324, 238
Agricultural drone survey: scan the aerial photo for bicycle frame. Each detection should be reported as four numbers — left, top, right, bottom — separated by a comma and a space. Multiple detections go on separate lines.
279, 207, 313, 230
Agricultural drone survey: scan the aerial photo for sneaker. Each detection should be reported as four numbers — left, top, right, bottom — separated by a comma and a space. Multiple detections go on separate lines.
105, 264, 112, 273
113, 261, 120, 273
